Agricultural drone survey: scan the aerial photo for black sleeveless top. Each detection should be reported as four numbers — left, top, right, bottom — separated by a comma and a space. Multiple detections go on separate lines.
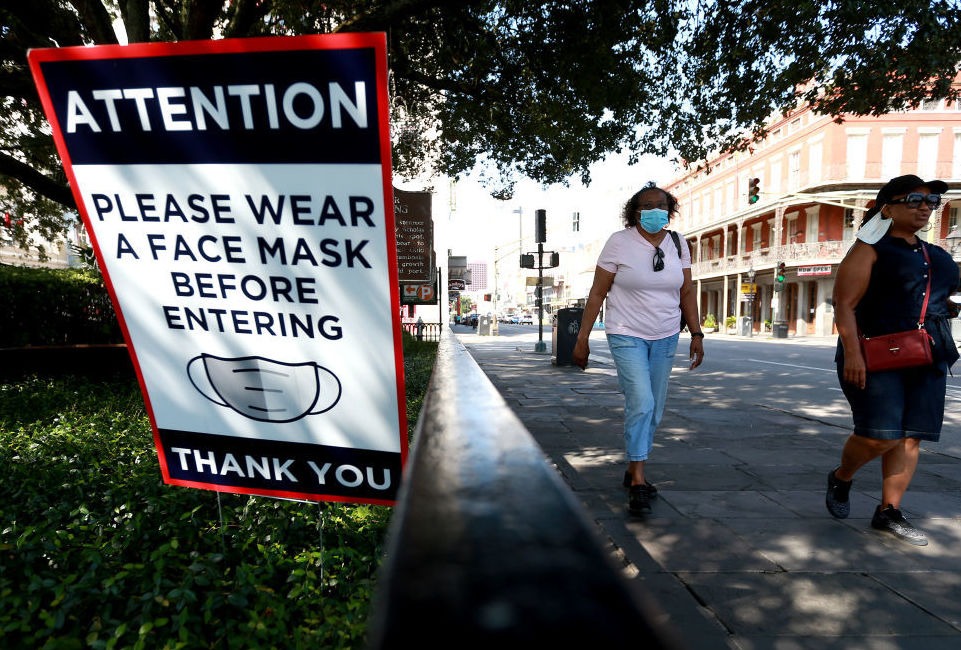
849, 233, 960, 366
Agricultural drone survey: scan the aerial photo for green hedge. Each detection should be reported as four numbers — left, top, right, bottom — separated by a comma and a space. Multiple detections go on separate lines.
0, 265, 122, 347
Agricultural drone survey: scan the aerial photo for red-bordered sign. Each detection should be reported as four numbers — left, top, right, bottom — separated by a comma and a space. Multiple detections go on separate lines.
29, 35, 407, 506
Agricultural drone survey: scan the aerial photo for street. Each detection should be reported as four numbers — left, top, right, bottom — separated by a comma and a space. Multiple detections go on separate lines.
459, 323, 961, 461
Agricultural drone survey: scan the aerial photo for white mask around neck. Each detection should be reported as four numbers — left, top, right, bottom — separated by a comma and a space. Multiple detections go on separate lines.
856, 213, 892, 244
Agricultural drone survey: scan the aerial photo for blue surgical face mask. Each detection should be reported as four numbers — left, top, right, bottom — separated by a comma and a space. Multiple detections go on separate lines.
639, 208, 669, 234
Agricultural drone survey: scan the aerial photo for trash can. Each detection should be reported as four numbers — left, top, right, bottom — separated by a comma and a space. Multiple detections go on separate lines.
552, 307, 584, 366
478, 314, 493, 336
737, 316, 752, 336
773, 322, 789, 339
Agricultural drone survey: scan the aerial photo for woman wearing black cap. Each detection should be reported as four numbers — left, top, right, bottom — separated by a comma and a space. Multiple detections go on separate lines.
825, 175, 958, 546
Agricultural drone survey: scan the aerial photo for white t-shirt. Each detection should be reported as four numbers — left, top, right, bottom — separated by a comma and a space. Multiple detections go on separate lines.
596, 227, 691, 339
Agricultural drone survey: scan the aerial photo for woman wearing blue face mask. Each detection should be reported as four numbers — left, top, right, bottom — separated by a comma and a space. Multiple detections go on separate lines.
572, 182, 704, 516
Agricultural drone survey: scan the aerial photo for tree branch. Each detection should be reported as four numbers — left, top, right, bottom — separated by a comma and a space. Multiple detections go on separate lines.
67, 0, 120, 44
182, 0, 226, 40
224, 0, 274, 38
118, 0, 151, 43
335, 0, 485, 33
0, 151, 75, 209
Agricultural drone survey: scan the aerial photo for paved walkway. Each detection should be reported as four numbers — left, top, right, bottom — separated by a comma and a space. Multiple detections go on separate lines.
453, 327, 961, 650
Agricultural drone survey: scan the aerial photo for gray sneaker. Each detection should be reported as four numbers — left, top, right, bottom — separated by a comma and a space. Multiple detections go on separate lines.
825, 468, 852, 519
871, 505, 928, 546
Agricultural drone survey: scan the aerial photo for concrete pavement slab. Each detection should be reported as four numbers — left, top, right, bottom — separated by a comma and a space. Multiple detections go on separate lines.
676, 571, 959, 640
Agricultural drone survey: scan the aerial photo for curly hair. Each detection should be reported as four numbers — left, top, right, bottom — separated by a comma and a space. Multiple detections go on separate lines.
622, 181, 680, 228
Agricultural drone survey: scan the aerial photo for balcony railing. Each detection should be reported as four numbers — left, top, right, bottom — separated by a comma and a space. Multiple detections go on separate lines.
692, 239, 849, 279
693, 236, 956, 280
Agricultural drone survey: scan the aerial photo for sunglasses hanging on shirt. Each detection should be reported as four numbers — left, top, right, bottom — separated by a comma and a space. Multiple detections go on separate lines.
653, 246, 665, 272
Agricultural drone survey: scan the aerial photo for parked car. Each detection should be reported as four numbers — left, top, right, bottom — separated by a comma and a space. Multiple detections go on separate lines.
519, 313, 534, 324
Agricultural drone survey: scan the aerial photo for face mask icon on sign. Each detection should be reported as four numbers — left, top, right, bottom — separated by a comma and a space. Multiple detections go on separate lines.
187, 354, 342, 423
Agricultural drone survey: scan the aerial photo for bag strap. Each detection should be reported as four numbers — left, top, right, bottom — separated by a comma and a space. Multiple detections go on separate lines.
917, 242, 932, 328
668, 230, 683, 260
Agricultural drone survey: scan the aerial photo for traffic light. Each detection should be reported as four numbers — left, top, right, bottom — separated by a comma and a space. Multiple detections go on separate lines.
748, 178, 760, 205
520, 254, 535, 269
535, 209, 547, 243
483, 293, 492, 302
774, 261, 786, 291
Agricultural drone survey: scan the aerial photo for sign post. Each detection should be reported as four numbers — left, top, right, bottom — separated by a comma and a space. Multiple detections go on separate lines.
29, 34, 407, 506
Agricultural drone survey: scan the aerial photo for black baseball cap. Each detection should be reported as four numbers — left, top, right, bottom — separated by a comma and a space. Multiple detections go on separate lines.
864, 175, 949, 219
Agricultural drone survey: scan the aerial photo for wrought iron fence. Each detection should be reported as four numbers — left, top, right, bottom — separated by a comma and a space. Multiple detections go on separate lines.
400, 321, 442, 342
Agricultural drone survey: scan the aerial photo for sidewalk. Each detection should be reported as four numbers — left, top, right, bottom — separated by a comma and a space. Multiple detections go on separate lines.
453, 327, 961, 650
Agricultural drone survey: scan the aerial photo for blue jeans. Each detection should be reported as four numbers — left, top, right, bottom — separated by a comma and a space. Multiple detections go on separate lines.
607, 333, 679, 461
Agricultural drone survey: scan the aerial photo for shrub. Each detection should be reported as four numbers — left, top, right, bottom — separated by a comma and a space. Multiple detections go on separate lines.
0, 265, 121, 346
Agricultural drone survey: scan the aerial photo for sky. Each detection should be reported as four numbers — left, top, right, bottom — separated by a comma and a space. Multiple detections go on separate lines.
427, 153, 678, 264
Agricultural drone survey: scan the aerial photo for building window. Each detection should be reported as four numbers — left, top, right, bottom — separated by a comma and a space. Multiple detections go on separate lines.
843, 208, 856, 241
917, 131, 940, 179
949, 206, 960, 231
846, 132, 869, 179
954, 130, 961, 179
787, 215, 799, 242
806, 207, 820, 242
788, 150, 801, 190
881, 132, 904, 178
572, 211, 580, 233
808, 140, 823, 185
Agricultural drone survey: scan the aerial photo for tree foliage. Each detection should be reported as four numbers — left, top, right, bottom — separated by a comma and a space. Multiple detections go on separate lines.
1, 0, 959, 248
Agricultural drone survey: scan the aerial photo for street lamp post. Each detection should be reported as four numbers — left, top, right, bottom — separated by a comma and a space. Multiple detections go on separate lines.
747, 266, 756, 338
513, 207, 523, 261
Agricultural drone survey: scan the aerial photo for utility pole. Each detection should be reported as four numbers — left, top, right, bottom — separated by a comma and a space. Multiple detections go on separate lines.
534, 210, 547, 353
518, 209, 558, 354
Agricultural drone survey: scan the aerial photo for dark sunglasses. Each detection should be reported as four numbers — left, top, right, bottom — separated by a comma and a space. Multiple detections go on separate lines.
887, 193, 942, 209
653, 246, 665, 272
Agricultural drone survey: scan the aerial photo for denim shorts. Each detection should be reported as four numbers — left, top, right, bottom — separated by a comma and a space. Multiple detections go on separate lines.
836, 360, 947, 441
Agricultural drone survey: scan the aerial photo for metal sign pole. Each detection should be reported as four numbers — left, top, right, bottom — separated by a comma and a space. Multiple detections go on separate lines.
535, 241, 546, 352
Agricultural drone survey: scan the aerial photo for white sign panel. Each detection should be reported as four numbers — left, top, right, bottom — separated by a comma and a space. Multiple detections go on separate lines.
798, 265, 832, 276
29, 35, 407, 505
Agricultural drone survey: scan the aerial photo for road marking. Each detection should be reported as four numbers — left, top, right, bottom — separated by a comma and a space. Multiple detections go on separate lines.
747, 358, 835, 373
